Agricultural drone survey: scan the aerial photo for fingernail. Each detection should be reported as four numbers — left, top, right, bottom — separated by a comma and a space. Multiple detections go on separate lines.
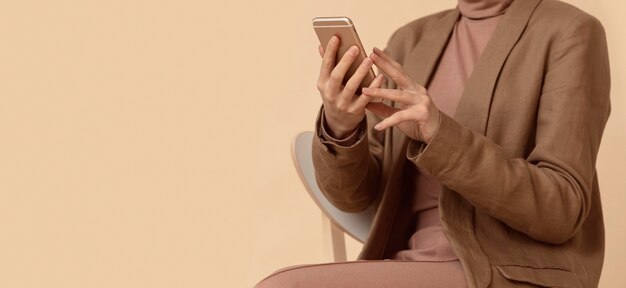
375, 123, 383, 130
362, 57, 372, 66
370, 52, 377, 60
362, 87, 370, 93
331, 36, 338, 44
350, 46, 359, 55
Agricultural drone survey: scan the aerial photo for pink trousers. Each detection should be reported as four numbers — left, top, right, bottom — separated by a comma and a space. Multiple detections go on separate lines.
255, 260, 468, 287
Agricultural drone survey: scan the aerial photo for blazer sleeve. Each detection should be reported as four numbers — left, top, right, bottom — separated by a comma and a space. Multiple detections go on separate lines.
310, 28, 409, 213
407, 15, 611, 244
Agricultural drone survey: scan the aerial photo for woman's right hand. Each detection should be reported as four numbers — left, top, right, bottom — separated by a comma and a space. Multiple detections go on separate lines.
317, 36, 385, 139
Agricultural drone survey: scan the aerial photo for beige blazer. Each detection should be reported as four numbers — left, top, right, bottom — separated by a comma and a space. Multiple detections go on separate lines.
311, 0, 611, 287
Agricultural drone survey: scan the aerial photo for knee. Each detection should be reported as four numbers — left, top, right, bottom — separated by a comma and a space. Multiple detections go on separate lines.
254, 265, 304, 288
254, 274, 283, 288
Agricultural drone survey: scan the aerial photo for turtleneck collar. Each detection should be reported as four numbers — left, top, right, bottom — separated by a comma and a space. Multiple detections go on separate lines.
457, 0, 513, 19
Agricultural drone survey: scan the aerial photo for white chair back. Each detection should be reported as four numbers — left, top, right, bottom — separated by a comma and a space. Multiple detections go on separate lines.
291, 131, 375, 243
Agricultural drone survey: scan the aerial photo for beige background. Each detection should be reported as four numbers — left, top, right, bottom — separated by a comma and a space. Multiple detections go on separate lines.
0, 0, 623, 287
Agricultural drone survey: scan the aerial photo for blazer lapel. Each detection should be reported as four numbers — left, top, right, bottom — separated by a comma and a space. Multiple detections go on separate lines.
404, 9, 460, 89
454, 0, 542, 135
439, 1, 542, 287
362, 11, 461, 260
397, 9, 461, 149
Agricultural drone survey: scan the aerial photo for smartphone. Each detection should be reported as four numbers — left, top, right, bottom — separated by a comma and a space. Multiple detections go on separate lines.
313, 17, 375, 96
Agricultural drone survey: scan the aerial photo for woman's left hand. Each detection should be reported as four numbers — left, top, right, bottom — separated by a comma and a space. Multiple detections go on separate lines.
362, 47, 441, 144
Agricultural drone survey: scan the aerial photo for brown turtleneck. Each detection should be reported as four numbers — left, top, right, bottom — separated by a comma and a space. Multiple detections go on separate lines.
390, 0, 512, 262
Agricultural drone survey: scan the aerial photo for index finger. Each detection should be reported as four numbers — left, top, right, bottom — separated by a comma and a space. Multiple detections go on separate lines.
370, 47, 416, 91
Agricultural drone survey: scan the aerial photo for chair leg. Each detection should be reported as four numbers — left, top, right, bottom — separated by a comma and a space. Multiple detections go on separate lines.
321, 213, 347, 262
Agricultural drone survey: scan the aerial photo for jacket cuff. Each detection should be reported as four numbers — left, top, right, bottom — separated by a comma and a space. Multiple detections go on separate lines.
319, 108, 363, 147
315, 106, 368, 156
406, 112, 462, 176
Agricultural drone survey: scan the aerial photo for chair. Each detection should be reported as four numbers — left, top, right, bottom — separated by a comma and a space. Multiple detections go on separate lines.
291, 131, 376, 261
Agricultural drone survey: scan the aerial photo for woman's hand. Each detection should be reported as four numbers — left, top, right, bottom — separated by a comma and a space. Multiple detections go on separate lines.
317, 36, 385, 139
362, 47, 441, 144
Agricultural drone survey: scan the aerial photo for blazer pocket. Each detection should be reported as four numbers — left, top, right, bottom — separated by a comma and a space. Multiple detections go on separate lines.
495, 265, 583, 288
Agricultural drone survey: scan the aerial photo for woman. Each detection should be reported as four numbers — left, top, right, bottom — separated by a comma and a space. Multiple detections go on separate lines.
257, 0, 610, 286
